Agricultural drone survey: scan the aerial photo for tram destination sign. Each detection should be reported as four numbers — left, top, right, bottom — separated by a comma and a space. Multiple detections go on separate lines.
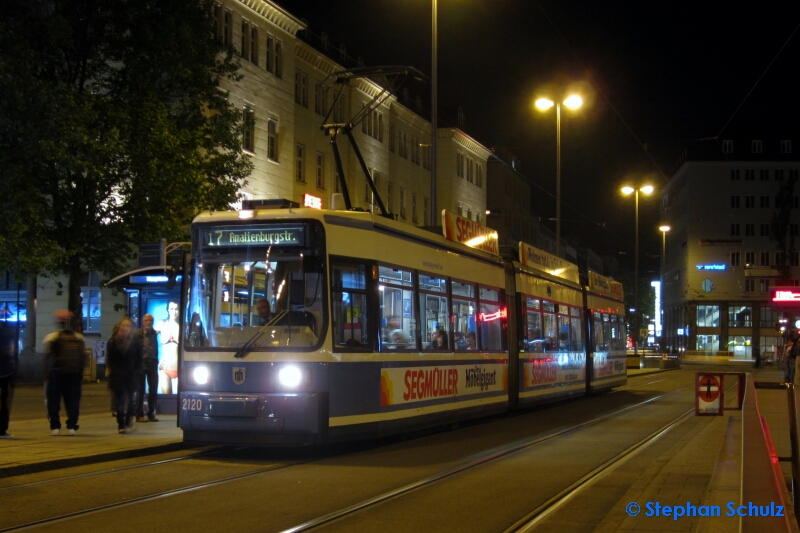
770, 287, 800, 305
201, 225, 306, 248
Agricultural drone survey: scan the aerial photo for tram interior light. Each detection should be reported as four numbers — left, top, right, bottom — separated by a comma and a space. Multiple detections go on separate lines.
193, 366, 209, 385
278, 365, 302, 388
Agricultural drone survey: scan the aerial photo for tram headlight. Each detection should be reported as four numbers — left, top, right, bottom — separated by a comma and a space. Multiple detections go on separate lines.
278, 365, 302, 388
193, 365, 210, 385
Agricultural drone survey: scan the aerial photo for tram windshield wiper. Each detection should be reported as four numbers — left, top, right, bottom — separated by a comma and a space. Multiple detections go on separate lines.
232, 310, 288, 359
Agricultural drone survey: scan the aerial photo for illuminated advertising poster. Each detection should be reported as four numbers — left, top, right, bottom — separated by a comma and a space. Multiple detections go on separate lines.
519, 242, 580, 283
592, 353, 626, 379
147, 298, 180, 395
380, 364, 508, 406
522, 354, 585, 387
441, 210, 499, 256
588, 271, 624, 300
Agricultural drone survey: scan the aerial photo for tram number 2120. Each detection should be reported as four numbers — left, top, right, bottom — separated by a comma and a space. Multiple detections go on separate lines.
182, 398, 203, 411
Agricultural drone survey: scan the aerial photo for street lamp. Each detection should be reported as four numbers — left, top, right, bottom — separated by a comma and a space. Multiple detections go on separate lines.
535, 95, 582, 257
429, 0, 438, 227
658, 225, 670, 273
621, 184, 654, 364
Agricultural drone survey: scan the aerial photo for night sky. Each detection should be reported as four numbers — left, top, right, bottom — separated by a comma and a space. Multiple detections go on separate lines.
276, 0, 800, 277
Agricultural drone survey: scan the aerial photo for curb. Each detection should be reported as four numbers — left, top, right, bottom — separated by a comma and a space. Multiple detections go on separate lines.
0, 442, 190, 479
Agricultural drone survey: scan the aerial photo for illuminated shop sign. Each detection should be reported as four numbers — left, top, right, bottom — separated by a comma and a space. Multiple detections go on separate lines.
303, 194, 322, 209
442, 210, 499, 256
770, 287, 800, 304
201, 225, 306, 248
695, 264, 726, 271
129, 275, 183, 284
519, 242, 580, 283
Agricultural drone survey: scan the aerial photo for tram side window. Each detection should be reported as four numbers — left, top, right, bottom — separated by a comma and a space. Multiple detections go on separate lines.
452, 280, 477, 350
603, 313, 612, 351
379, 265, 417, 351
421, 274, 449, 350
331, 262, 369, 349
610, 315, 622, 350
557, 304, 570, 350
570, 307, 583, 352
593, 311, 605, 351
525, 298, 543, 352
542, 301, 557, 351
478, 286, 504, 351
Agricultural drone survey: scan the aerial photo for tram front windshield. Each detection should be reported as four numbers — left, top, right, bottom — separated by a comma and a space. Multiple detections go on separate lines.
186, 249, 325, 351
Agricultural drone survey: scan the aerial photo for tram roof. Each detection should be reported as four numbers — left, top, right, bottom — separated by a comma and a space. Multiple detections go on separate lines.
192, 207, 505, 265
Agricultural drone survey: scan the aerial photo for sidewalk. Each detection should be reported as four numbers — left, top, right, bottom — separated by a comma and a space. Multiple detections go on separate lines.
0, 383, 186, 478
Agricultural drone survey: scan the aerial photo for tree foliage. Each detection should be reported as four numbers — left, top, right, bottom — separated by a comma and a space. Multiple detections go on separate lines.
0, 0, 252, 323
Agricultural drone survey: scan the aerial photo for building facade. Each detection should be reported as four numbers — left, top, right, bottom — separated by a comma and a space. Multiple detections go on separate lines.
660, 138, 799, 360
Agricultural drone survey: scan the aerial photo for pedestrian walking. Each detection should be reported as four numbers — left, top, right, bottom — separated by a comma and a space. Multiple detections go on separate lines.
107, 318, 140, 434
784, 329, 799, 385
133, 314, 159, 422
0, 320, 18, 438
44, 310, 86, 436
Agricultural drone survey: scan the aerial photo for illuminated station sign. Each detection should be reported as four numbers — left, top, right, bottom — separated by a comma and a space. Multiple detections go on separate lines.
696, 264, 726, 271
770, 287, 800, 304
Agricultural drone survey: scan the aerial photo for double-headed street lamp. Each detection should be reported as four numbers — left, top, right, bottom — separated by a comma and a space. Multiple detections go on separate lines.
621, 184, 654, 363
535, 95, 583, 257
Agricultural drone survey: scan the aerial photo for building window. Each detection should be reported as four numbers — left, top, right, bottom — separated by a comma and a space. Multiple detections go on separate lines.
746, 169, 756, 180
274, 40, 283, 78
456, 152, 464, 177
760, 279, 770, 293
760, 196, 770, 208
295, 144, 305, 182
267, 118, 278, 161
412, 193, 418, 223
334, 169, 341, 193
782, 140, 792, 153
295, 70, 308, 107
222, 7, 233, 47
314, 82, 327, 115
792, 251, 800, 267
760, 252, 771, 266
745, 279, 755, 292
422, 145, 431, 170
399, 129, 408, 158
423, 198, 429, 226
378, 113, 383, 142
467, 208, 472, 221
389, 123, 395, 152
745, 196, 755, 208
316, 152, 325, 189
696, 335, 720, 354
729, 306, 752, 327
266, 34, 274, 73
477, 164, 483, 188
752, 140, 762, 153
730, 196, 740, 208
760, 223, 770, 237
731, 251, 740, 267
730, 169, 740, 181
387, 182, 394, 213
399, 188, 406, 219
242, 106, 255, 153
731, 223, 740, 236
745, 251, 755, 266
745, 224, 754, 236
722, 140, 733, 153
467, 158, 474, 183
776, 169, 785, 181
241, 19, 251, 61
411, 136, 418, 164
696, 305, 720, 327
457, 203, 463, 217
81, 288, 101, 334
761, 169, 771, 181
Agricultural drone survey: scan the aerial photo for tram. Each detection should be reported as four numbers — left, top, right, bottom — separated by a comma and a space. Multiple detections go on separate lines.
177, 201, 626, 446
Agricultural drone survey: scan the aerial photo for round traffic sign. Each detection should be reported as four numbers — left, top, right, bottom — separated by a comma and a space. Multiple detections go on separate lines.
698, 375, 720, 402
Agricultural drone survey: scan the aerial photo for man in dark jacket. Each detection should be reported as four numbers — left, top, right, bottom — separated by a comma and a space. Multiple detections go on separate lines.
0, 321, 18, 438
133, 314, 159, 422
44, 310, 86, 436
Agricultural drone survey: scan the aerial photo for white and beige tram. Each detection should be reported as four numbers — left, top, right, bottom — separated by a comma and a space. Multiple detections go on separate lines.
178, 202, 626, 445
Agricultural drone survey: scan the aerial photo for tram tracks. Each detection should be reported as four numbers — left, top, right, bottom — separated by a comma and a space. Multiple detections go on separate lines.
1, 375, 700, 533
